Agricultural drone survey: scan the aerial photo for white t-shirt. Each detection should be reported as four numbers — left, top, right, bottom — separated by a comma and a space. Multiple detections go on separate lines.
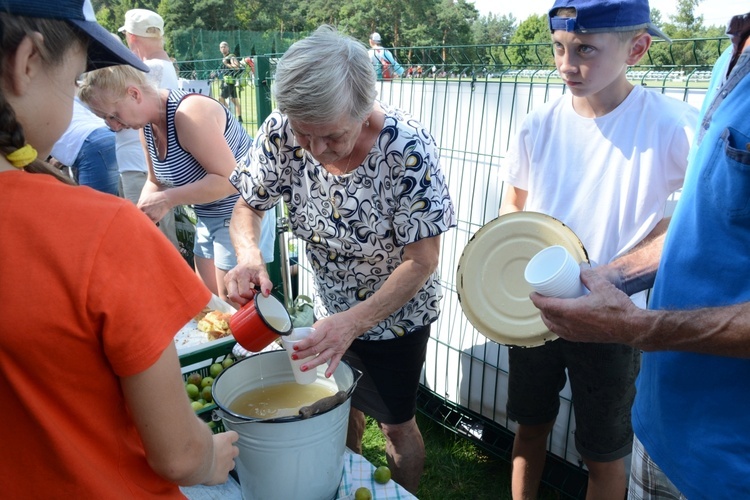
50, 98, 107, 166
503, 85, 698, 306
115, 58, 179, 173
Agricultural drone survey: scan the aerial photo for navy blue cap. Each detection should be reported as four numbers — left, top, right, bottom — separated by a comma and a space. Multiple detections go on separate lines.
548, 0, 670, 42
0, 0, 149, 72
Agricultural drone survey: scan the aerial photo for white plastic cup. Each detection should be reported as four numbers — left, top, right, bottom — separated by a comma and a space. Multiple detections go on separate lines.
280, 327, 318, 385
524, 245, 586, 298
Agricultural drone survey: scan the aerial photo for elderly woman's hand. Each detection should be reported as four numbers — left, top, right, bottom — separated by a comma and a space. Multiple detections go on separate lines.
530, 268, 642, 345
292, 311, 363, 378
224, 260, 273, 306
137, 191, 172, 224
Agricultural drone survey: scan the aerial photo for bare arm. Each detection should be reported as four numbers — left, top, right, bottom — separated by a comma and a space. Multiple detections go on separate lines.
499, 185, 527, 216
594, 217, 669, 295
499, 185, 665, 294
225, 198, 271, 304
531, 270, 750, 358
296, 234, 442, 376
137, 96, 238, 222
163, 96, 239, 205
136, 130, 161, 203
223, 56, 240, 70
120, 342, 239, 485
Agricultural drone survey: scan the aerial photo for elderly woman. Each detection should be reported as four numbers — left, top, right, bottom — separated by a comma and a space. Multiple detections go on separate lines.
78, 66, 275, 302
226, 25, 456, 493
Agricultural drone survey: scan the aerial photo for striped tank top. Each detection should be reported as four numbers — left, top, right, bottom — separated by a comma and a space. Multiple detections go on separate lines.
143, 89, 251, 218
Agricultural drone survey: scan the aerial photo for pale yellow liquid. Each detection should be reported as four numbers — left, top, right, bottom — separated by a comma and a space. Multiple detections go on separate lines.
265, 314, 291, 331
228, 382, 336, 419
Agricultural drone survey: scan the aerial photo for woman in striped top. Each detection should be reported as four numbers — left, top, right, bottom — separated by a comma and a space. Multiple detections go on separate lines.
79, 65, 275, 302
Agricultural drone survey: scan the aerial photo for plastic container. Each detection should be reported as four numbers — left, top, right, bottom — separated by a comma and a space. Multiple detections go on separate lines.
524, 245, 586, 298
280, 327, 319, 385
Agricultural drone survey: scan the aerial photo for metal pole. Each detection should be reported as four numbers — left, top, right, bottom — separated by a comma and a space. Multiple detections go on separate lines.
275, 205, 293, 311
254, 55, 273, 123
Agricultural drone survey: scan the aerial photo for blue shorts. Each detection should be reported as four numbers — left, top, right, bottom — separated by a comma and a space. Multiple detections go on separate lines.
193, 215, 237, 271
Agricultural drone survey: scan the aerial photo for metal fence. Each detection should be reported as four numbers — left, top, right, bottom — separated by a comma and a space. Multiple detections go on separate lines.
175, 38, 727, 498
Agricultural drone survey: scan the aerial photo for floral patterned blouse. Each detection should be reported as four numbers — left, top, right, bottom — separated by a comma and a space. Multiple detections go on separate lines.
230, 103, 456, 341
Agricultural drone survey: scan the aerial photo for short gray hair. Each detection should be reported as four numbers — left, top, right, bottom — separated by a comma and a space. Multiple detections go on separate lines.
273, 25, 377, 124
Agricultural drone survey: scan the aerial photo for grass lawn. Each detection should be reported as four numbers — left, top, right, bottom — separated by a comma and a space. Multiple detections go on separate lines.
361, 413, 562, 499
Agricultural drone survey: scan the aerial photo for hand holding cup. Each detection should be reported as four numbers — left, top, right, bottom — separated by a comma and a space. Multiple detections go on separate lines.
524, 245, 587, 298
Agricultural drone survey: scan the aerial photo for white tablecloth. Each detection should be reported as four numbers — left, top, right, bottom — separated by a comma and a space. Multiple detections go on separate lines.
181, 448, 417, 499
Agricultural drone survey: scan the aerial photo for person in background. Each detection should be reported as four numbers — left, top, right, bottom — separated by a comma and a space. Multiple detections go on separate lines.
117, 8, 180, 248
529, 11, 750, 499
49, 97, 119, 195
368, 32, 404, 79
218, 41, 243, 122
498, 0, 698, 498
78, 65, 275, 303
0, 0, 238, 496
119, 9, 179, 89
225, 25, 455, 494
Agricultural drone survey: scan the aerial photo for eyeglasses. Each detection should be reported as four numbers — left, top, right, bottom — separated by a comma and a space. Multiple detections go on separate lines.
727, 12, 750, 76
100, 111, 126, 130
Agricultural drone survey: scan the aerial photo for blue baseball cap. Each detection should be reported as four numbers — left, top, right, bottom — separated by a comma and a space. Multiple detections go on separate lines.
0, 0, 149, 72
548, 0, 670, 42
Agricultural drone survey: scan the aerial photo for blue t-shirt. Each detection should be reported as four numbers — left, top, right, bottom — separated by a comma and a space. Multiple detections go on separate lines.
634, 46, 750, 498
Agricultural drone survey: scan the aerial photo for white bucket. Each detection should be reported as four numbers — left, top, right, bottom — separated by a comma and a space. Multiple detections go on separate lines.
212, 350, 359, 500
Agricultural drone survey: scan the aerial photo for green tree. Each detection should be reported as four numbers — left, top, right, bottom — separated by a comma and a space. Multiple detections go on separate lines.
300, 0, 347, 30
191, 0, 239, 31
508, 14, 553, 66
472, 13, 516, 46
647, 0, 725, 69
665, 0, 704, 36
435, 0, 478, 45
93, 0, 162, 33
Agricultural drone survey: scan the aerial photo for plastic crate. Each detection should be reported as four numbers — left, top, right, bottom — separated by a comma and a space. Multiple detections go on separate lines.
179, 340, 237, 434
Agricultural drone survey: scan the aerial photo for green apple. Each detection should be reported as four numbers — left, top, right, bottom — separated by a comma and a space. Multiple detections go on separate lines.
354, 487, 372, 500
209, 363, 223, 378
201, 385, 213, 403
373, 465, 391, 484
185, 383, 200, 400
186, 372, 202, 386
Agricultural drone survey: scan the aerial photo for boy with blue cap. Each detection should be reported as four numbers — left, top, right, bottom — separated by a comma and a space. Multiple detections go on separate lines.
499, 0, 698, 498
528, 10, 750, 499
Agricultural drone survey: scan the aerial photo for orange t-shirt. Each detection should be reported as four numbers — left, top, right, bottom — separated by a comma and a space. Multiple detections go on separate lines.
1, 171, 211, 497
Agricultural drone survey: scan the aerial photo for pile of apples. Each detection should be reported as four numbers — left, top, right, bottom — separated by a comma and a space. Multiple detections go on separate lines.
184, 355, 235, 411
